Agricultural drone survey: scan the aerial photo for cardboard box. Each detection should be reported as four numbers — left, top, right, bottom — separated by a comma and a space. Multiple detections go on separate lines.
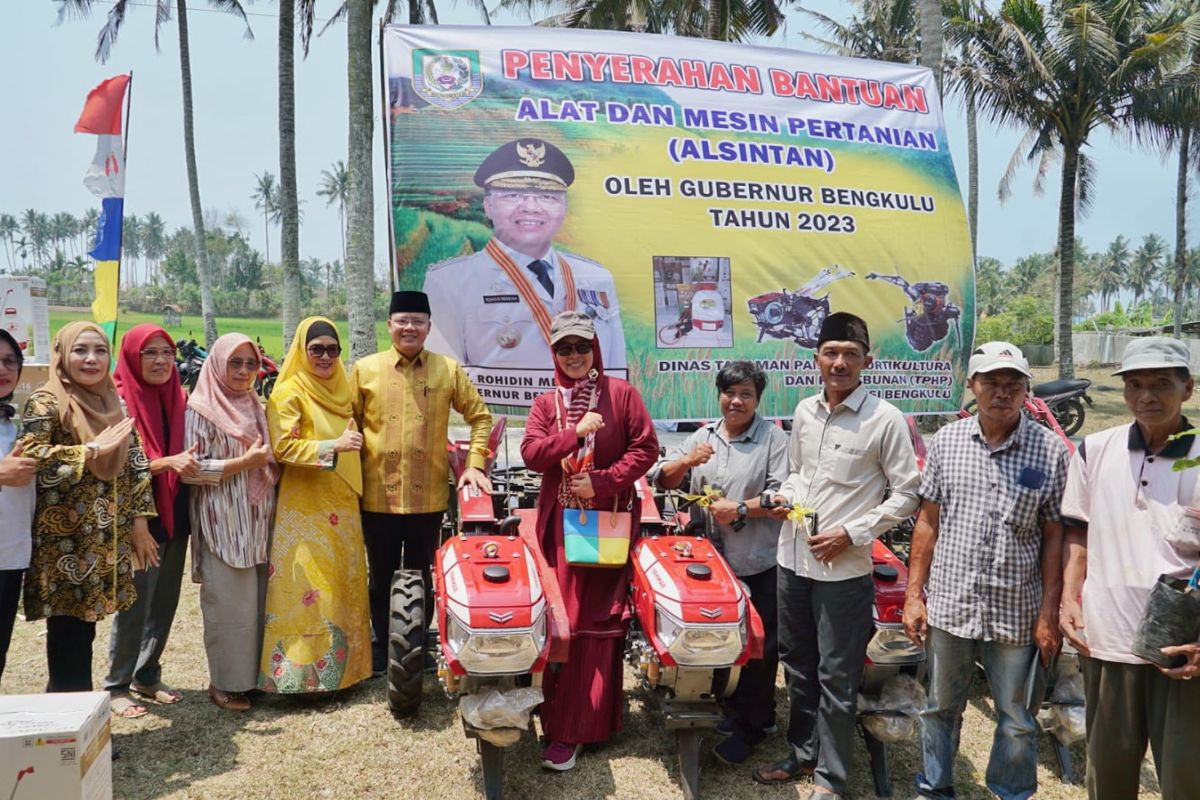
0, 692, 112, 800
0, 277, 51, 364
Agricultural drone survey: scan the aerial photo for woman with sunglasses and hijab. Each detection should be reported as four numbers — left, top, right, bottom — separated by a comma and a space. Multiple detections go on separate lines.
20, 321, 159, 692
520, 310, 658, 772
0, 329, 36, 685
258, 317, 371, 694
102, 324, 199, 718
185, 333, 278, 711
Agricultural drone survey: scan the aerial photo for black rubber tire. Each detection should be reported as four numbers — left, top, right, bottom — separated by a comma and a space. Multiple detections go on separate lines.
1054, 397, 1086, 437
387, 569, 425, 717
907, 319, 934, 351
261, 374, 276, 400
658, 324, 682, 345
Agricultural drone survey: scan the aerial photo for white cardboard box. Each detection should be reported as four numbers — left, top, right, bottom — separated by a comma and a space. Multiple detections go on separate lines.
0, 692, 112, 800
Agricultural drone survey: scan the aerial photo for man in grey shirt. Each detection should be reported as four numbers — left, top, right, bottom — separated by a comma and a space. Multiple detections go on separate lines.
655, 361, 790, 765
754, 312, 920, 800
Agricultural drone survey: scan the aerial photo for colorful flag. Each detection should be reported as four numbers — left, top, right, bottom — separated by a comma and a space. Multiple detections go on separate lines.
76, 75, 130, 342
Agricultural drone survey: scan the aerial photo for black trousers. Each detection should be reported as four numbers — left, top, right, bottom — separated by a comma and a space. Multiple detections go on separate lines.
778, 568, 875, 795
727, 565, 780, 743
0, 568, 22, 685
46, 614, 98, 692
362, 511, 444, 666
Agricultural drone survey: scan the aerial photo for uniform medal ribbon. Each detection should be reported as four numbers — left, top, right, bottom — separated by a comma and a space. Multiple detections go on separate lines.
484, 241, 578, 346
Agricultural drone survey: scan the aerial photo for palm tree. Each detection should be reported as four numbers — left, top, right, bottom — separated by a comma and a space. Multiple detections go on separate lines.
1093, 236, 1130, 312
919, 0, 942, 94
79, 207, 100, 256
967, 0, 1200, 378
251, 171, 278, 266
278, 0, 302, 351
1130, 233, 1167, 308
21, 209, 50, 265
123, 213, 142, 286
317, 160, 351, 267
802, 0, 919, 63
142, 211, 166, 283
57, 0, 253, 347
0, 214, 18, 272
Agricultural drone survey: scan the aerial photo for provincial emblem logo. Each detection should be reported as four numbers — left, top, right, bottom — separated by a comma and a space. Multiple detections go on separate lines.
411, 50, 482, 110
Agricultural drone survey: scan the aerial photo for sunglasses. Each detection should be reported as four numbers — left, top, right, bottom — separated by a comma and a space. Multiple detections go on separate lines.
553, 342, 593, 357
228, 357, 261, 372
307, 344, 342, 358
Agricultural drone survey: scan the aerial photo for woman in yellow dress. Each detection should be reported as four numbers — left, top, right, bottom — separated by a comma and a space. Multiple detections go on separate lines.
258, 317, 372, 693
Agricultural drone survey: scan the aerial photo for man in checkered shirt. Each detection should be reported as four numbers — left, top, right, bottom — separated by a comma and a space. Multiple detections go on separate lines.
904, 341, 1069, 800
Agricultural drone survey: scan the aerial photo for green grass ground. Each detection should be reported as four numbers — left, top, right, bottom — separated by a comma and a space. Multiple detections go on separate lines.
48, 309, 390, 359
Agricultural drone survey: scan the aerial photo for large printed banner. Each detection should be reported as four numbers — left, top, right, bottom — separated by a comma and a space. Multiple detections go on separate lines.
384, 26, 975, 419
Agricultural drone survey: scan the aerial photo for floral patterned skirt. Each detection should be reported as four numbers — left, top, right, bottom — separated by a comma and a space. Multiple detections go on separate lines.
257, 470, 372, 693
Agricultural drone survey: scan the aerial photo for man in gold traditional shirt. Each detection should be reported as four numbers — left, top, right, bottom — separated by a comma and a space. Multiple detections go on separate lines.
350, 290, 493, 675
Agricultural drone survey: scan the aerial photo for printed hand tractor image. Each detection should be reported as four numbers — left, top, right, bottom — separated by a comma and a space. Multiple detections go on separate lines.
866, 270, 962, 352
746, 266, 855, 349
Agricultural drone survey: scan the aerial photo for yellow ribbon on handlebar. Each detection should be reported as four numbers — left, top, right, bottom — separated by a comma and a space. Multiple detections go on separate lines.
681, 485, 724, 508
787, 504, 817, 524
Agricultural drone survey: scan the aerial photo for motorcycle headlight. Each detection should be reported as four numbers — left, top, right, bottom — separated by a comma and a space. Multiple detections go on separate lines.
654, 605, 744, 667
866, 624, 925, 665
445, 608, 546, 675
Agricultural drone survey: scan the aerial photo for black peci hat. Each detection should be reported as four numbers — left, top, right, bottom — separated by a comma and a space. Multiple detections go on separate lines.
390, 291, 431, 316
817, 312, 870, 350
474, 139, 575, 191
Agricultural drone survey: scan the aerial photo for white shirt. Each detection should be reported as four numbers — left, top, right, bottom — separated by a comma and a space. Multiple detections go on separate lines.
1061, 421, 1200, 664
777, 384, 920, 580
0, 416, 35, 570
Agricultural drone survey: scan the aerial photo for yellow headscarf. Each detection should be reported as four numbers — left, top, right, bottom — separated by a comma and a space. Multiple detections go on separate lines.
274, 316, 361, 494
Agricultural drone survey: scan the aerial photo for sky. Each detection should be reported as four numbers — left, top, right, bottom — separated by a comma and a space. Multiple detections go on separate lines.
0, 1, 1190, 280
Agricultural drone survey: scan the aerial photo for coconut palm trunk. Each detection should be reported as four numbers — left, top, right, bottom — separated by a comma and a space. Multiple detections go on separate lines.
176, 0, 218, 346
1172, 129, 1190, 337
279, 0, 302, 351
919, 0, 942, 94
1056, 143, 1079, 379
966, 89, 978, 263
345, 0, 376, 361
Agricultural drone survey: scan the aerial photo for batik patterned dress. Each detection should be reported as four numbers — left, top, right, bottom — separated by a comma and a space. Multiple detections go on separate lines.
21, 390, 155, 622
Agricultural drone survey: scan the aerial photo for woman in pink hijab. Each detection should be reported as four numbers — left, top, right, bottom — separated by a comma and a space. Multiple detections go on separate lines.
184, 333, 278, 711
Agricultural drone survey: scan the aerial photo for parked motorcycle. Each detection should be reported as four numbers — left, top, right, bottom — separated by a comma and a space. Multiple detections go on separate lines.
630, 479, 766, 800
254, 337, 279, 400
866, 271, 962, 352
175, 337, 207, 391
746, 266, 854, 348
658, 302, 694, 345
1030, 378, 1092, 436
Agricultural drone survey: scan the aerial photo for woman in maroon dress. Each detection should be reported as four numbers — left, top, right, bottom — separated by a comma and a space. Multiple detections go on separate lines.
521, 310, 658, 772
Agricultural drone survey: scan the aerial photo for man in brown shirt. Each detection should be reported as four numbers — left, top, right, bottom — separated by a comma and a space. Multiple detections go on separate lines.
350, 290, 492, 675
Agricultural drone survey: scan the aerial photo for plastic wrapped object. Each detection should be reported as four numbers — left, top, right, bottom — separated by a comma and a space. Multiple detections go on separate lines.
860, 673, 927, 743
460, 686, 543, 732
1131, 574, 1200, 667
1038, 702, 1086, 745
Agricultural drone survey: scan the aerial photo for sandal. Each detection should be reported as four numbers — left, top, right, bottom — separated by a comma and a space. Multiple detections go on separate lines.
752, 754, 815, 785
208, 684, 251, 712
109, 694, 149, 719
131, 682, 184, 705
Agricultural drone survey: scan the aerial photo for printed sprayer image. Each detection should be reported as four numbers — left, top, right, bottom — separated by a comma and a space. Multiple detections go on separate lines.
746, 265, 855, 349
866, 270, 962, 352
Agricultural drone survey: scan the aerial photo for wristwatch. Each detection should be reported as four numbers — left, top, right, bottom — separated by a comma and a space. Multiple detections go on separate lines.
736, 501, 748, 519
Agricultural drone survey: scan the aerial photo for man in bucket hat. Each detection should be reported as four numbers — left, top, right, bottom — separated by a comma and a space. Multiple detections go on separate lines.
905, 341, 1070, 800
422, 138, 627, 397
1060, 336, 1200, 798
